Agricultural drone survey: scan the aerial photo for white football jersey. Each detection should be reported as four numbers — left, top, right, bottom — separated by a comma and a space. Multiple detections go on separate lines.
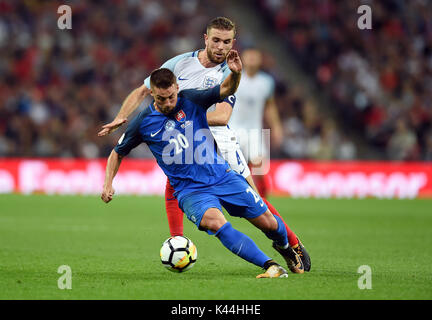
228, 71, 275, 132
144, 50, 250, 177
144, 50, 232, 135
144, 50, 231, 95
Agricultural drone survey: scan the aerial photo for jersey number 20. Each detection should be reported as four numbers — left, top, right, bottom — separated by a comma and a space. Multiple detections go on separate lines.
169, 133, 189, 154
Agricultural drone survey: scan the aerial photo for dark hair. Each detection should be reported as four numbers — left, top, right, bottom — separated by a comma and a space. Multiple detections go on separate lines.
149, 68, 177, 89
206, 16, 236, 36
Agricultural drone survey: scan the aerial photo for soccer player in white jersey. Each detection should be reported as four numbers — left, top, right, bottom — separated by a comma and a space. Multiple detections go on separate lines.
228, 48, 310, 271
98, 17, 310, 272
229, 48, 283, 198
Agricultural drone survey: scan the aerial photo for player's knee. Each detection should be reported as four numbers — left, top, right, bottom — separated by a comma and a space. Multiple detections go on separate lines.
200, 208, 227, 233
201, 219, 226, 233
258, 211, 278, 232
204, 220, 225, 233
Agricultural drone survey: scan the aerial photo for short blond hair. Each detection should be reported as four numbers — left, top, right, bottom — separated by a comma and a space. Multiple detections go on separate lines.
206, 17, 236, 36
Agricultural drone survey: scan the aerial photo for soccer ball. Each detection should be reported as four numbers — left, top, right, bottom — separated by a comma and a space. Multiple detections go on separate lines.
160, 236, 197, 272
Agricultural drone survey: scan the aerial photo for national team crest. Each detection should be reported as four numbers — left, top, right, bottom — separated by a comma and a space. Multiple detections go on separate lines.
203, 76, 218, 88
175, 110, 186, 123
165, 120, 175, 131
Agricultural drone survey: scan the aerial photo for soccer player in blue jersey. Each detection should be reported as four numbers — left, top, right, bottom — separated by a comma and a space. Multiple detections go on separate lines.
101, 51, 299, 278
98, 17, 309, 273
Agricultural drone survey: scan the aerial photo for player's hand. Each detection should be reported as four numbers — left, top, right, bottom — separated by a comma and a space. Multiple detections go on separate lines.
98, 118, 128, 137
101, 186, 115, 203
226, 50, 242, 74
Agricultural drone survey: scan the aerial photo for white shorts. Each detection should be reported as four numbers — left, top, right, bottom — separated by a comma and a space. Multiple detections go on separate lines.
210, 126, 251, 178
232, 128, 269, 164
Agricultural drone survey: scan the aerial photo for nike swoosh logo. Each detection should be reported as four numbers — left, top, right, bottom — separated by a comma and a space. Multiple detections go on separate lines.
178, 76, 188, 80
150, 128, 163, 137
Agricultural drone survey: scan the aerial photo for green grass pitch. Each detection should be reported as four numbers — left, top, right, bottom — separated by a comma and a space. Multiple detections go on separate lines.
0, 194, 431, 300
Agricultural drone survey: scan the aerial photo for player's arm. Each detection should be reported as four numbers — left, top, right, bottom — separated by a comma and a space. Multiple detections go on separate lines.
101, 115, 144, 203
98, 84, 150, 137
206, 95, 236, 126
264, 96, 283, 149
101, 149, 123, 203
98, 53, 192, 137
206, 102, 233, 126
219, 50, 242, 99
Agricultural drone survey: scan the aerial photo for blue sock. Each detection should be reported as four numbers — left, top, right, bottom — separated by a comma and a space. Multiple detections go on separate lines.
264, 214, 288, 248
215, 222, 271, 268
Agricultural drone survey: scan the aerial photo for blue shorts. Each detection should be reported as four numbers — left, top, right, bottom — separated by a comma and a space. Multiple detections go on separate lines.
177, 170, 268, 233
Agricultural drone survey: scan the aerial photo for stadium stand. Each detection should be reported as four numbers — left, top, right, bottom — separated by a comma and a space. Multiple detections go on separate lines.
1, 0, 430, 160
257, 0, 432, 160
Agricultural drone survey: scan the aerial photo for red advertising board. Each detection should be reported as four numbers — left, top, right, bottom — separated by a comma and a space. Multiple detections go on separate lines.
268, 160, 432, 199
0, 159, 431, 198
0, 158, 165, 195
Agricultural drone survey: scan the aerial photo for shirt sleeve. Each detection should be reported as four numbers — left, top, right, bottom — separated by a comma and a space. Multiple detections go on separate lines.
114, 115, 143, 156
180, 85, 222, 110
221, 65, 232, 82
143, 52, 193, 88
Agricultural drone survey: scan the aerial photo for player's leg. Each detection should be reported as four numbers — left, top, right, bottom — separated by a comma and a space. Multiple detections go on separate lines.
219, 139, 299, 246
218, 173, 304, 274
260, 197, 298, 246
244, 173, 259, 194
243, 135, 311, 271
230, 144, 302, 250
165, 178, 184, 236
247, 209, 304, 274
215, 132, 308, 272
260, 196, 311, 271
245, 173, 299, 247
249, 156, 269, 198
200, 208, 268, 267
247, 128, 269, 198
246, 209, 287, 248
178, 192, 287, 278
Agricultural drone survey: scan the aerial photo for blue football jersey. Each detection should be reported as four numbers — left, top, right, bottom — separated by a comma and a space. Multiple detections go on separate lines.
115, 85, 232, 198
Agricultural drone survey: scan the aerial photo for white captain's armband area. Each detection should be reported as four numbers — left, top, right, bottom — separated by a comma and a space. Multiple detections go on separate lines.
223, 94, 236, 108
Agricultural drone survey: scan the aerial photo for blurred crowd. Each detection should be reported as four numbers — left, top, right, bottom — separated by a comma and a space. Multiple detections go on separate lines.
2, 0, 430, 161
260, 58, 358, 160
0, 0, 359, 161
0, 0, 219, 158
278, 89, 358, 160
258, 0, 432, 160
